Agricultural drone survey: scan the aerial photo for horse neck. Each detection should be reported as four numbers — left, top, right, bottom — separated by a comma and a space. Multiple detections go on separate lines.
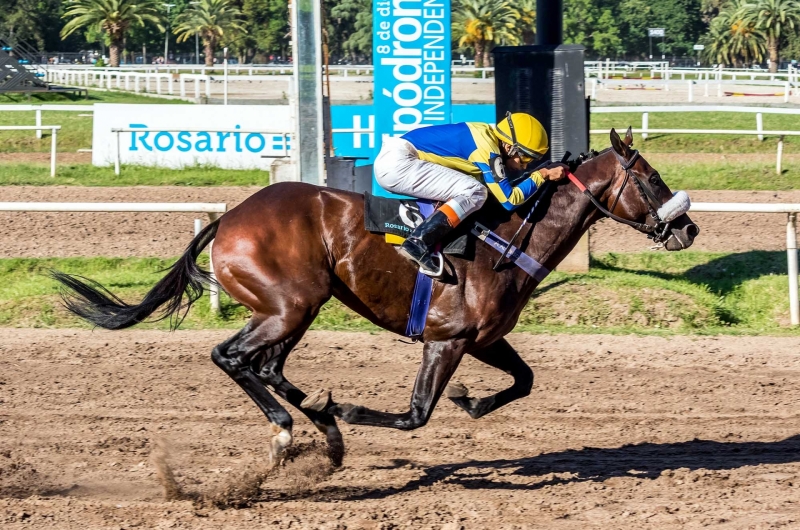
525, 152, 617, 274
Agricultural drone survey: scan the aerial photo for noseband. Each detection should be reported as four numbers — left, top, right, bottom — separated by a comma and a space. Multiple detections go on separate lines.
567, 149, 672, 244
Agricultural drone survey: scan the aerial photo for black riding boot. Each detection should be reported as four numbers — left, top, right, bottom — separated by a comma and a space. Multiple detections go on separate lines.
399, 210, 454, 277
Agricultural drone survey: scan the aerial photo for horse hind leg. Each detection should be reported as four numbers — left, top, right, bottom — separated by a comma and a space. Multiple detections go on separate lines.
211, 321, 296, 465
326, 339, 467, 430
253, 330, 345, 467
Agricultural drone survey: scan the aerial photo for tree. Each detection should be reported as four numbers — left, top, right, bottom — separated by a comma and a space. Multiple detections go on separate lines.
516, 0, 535, 45
329, 0, 372, 62
564, 0, 622, 58
741, 0, 800, 72
60, 0, 163, 67
242, 0, 288, 62
173, 0, 245, 67
702, 1, 767, 66
452, 0, 519, 68
619, 0, 705, 59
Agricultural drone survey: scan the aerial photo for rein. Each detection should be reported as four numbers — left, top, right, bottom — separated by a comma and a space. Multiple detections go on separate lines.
566, 149, 671, 243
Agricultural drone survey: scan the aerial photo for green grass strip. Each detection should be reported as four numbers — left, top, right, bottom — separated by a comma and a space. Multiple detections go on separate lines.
0, 90, 187, 105
0, 158, 795, 189
1, 252, 797, 335
0, 163, 269, 187
649, 159, 800, 191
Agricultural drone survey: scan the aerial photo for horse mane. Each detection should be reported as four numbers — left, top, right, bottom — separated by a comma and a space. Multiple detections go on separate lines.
568, 147, 610, 174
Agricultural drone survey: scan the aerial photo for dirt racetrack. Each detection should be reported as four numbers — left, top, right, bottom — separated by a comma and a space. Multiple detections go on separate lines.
2, 185, 800, 258
2, 329, 800, 529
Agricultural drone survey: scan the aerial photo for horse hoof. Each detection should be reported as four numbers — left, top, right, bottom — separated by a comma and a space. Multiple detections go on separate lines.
445, 382, 469, 399
301, 388, 332, 412
268, 425, 293, 466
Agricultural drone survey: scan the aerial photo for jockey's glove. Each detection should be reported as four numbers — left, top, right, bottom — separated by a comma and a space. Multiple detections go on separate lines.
539, 164, 569, 181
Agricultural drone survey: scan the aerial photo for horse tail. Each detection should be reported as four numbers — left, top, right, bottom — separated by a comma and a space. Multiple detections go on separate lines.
51, 219, 220, 330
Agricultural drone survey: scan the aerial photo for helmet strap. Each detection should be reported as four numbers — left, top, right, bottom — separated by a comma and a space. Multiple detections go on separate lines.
503, 111, 541, 161
505, 111, 518, 149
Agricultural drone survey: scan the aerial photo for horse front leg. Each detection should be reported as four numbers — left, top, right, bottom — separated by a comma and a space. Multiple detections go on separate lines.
445, 338, 534, 419
326, 339, 467, 430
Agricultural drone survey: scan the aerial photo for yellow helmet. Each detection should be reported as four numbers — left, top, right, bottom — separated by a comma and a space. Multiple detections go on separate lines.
495, 112, 548, 161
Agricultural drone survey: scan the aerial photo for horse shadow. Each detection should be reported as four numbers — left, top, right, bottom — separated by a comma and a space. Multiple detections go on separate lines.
269, 434, 800, 502
595, 250, 786, 296
681, 250, 786, 295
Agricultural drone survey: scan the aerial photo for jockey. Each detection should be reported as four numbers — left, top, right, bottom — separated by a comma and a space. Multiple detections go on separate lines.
374, 112, 567, 276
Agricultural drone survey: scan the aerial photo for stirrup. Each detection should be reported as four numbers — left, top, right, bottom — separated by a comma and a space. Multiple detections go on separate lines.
419, 251, 444, 278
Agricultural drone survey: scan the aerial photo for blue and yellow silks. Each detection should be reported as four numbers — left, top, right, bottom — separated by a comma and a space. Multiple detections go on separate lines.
401, 122, 545, 211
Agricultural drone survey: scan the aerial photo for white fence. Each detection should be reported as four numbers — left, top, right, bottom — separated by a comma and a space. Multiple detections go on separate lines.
47, 61, 800, 79
585, 61, 800, 83
43, 62, 800, 103
49, 69, 175, 95
0, 126, 61, 176
0, 202, 227, 312
588, 78, 794, 102
690, 203, 800, 326
0, 105, 92, 138
591, 106, 800, 173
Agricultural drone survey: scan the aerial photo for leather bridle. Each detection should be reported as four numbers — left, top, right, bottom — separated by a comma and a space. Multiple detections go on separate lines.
566, 149, 672, 244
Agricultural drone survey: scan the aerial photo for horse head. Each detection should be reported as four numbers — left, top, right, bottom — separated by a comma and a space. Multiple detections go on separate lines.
576, 127, 699, 251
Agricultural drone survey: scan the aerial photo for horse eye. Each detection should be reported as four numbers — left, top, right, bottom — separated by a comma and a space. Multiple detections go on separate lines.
649, 174, 661, 186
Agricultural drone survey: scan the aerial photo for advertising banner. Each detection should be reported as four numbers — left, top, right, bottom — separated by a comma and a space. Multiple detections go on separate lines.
331, 104, 494, 163
373, 0, 452, 195
92, 104, 293, 169
93, 103, 491, 172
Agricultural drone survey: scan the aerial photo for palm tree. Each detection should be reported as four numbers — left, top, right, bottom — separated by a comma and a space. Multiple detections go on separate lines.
740, 0, 800, 72
703, 0, 767, 67
517, 0, 536, 45
729, 14, 768, 67
173, 0, 246, 67
703, 14, 735, 66
452, 0, 519, 68
60, 0, 163, 67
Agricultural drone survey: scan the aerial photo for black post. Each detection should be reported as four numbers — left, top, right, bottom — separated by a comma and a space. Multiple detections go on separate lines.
536, 0, 563, 45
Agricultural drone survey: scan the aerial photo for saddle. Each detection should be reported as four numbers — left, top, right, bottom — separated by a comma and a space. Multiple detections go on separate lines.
363, 193, 469, 256
362, 192, 549, 340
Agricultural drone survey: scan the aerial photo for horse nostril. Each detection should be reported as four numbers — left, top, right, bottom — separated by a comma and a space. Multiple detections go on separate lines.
684, 224, 700, 239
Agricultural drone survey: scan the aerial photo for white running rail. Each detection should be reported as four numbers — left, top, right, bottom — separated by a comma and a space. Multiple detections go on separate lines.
0, 126, 61, 176
0, 202, 227, 313
691, 202, 800, 326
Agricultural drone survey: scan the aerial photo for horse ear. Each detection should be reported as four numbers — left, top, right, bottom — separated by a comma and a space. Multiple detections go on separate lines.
624, 126, 634, 146
610, 128, 629, 158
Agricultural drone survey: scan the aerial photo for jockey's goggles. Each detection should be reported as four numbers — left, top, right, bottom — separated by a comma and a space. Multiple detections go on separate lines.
509, 145, 542, 164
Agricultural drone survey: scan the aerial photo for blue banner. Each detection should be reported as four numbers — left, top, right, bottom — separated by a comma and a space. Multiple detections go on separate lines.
373, 0, 452, 195
331, 104, 495, 164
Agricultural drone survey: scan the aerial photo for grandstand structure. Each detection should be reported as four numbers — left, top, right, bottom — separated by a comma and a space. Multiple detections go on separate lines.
0, 35, 85, 96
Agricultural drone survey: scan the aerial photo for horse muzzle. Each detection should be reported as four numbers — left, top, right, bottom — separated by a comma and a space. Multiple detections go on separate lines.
664, 219, 700, 251
657, 191, 698, 251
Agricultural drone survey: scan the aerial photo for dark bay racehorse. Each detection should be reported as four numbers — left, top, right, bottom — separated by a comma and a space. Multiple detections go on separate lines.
53, 129, 698, 467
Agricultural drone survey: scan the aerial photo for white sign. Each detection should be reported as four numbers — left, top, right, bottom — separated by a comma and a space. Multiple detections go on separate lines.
693, 44, 705, 51
648, 28, 665, 37
92, 104, 293, 169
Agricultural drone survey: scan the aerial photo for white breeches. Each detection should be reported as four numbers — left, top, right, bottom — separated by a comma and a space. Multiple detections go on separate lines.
373, 137, 488, 224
